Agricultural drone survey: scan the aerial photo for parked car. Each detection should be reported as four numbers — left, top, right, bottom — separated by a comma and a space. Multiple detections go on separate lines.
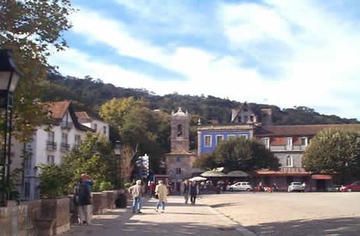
288, 182, 306, 192
226, 182, 253, 191
327, 185, 341, 192
340, 181, 360, 192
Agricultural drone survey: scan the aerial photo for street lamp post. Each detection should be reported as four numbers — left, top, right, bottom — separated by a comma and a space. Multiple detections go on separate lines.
114, 140, 121, 188
0, 49, 22, 207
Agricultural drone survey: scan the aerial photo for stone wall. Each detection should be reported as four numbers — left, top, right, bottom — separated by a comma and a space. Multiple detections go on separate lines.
0, 201, 29, 236
36, 198, 70, 236
0, 190, 121, 236
103, 191, 117, 210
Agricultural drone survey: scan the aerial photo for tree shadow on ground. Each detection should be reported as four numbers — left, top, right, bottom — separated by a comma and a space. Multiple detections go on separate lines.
61, 202, 241, 236
247, 216, 360, 236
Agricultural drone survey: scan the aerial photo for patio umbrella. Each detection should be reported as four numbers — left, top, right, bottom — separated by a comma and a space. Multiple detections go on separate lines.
226, 170, 249, 177
200, 170, 226, 177
189, 176, 207, 181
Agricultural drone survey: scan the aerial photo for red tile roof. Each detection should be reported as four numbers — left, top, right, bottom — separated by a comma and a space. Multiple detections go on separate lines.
46, 100, 71, 120
44, 100, 93, 132
75, 111, 92, 123
256, 124, 360, 137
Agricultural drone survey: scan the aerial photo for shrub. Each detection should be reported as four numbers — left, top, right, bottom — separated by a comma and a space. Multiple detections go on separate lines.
39, 164, 71, 198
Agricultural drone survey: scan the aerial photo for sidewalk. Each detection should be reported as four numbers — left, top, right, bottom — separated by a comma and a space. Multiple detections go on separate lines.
61, 196, 254, 236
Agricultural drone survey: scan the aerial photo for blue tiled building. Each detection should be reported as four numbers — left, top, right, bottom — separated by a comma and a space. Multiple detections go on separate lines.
197, 124, 254, 156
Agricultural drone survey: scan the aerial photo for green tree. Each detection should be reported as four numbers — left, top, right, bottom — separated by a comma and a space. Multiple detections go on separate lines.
193, 154, 217, 170
0, 0, 74, 140
198, 137, 279, 171
303, 128, 360, 182
100, 98, 170, 175
39, 164, 72, 198
62, 133, 115, 192
99, 97, 145, 132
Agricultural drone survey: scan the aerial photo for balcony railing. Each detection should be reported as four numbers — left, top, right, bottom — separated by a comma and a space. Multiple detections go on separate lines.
60, 143, 70, 152
46, 141, 57, 151
270, 145, 307, 152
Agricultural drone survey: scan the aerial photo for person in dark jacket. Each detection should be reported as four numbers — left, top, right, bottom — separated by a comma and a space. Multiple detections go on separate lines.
74, 178, 92, 224
189, 181, 198, 205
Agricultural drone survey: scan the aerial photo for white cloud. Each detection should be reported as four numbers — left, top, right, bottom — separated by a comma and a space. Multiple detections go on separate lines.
220, 0, 360, 119
50, 2, 360, 120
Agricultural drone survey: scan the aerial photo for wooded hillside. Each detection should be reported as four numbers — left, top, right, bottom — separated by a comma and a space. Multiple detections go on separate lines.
40, 73, 359, 126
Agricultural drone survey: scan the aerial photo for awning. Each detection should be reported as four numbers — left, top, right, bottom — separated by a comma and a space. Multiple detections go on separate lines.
200, 170, 226, 177
255, 167, 311, 176
311, 174, 332, 180
226, 170, 249, 177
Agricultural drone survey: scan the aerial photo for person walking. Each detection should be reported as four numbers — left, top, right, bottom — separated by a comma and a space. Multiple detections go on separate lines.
74, 178, 92, 225
128, 180, 144, 213
80, 173, 93, 223
183, 180, 190, 204
155, 180, 168, 213
189, 181, 198, 205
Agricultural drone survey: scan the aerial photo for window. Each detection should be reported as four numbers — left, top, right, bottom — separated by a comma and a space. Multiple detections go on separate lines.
250, 115, 254, 122
177, 124, 183, 137
286, 155, 293, 167
48, 131, 55, 142
75, 135, 81, 147
286, 137, 293, 150
244, 115, 248, 123
262, 137, 270, 149
227, 134, 236, 140
94, 123, 98, 131
237, 117, 242, 123
176, 168, 182, 175
176, 157, 181, 162
47, 155, 55, 165
216, 135, 224, 145
204, 135, 212, 147
62, 133, 68, 144
103, 126, 107, 135
300, 137, 308, 146
24, 182, 30, 199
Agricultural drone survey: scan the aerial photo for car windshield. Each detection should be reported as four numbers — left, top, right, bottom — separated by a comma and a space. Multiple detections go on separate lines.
292, 182, 302, 185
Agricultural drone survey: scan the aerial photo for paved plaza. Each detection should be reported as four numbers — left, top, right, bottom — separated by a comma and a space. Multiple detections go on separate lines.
62, 192, 360, 236
201, 192, 360, 235
61, 196, 253, 236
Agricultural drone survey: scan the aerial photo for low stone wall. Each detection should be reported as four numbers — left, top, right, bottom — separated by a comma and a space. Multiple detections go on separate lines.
35, 198, 70, 236
0, 201, 29, 236
91, 192, 107, 215
103, 190, 117, 209
0, 189, 123, 236
25, 200, 42, 235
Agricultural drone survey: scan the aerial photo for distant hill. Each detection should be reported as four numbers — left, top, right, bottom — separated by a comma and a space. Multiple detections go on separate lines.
41, 73, 359, 125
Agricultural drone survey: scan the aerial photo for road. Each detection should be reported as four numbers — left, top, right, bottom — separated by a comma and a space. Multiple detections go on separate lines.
201, 192, 360, 235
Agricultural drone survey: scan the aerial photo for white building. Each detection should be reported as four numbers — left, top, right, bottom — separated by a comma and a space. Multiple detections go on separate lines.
14, 100, 108, 200
75, 111, 109, 140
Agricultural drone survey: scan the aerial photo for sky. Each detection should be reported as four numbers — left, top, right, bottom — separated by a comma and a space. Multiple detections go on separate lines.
49, 0, 360, 120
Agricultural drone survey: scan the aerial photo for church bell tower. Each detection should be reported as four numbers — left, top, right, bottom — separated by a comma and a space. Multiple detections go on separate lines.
170, 107, 190, 153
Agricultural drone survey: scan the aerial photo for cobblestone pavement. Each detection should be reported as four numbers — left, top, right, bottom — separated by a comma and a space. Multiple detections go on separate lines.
61, 196, 253, 236
201, 192, 360, 236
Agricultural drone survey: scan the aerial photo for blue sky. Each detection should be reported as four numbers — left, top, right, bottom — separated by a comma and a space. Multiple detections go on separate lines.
49, 0, 360, 120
